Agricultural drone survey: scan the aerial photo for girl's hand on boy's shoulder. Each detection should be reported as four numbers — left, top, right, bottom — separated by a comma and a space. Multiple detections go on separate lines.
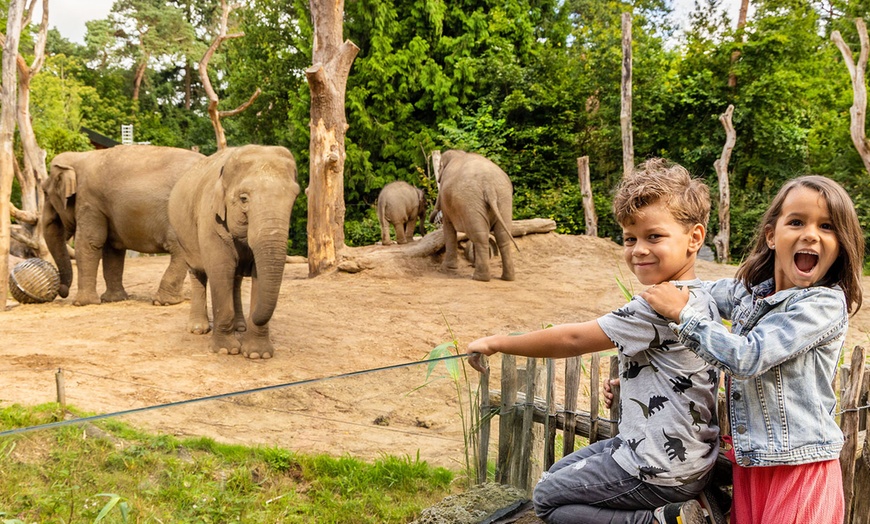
641, 282, 690, 322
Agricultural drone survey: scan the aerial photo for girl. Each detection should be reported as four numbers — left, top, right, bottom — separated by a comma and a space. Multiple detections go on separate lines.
643, 175, 864, 523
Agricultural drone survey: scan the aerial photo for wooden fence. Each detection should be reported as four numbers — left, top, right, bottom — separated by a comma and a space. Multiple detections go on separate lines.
477, 347, 870, 524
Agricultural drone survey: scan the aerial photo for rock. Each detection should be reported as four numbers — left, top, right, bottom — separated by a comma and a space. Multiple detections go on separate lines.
410, 482, 529, 524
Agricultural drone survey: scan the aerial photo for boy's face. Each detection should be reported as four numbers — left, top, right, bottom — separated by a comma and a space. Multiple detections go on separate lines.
765, 186, 839, 292
621, 200, 704, 286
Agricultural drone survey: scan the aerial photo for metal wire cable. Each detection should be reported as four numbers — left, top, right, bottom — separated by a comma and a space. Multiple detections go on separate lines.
0, 354, 468, 438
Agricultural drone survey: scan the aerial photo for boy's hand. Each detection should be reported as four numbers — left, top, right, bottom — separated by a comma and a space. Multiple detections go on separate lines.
467, 336, 498, 373
603, 378, 619, 409
641, 282, 690, 322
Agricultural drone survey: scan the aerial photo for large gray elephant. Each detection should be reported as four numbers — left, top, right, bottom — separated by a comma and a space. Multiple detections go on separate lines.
43, 145, 205, 306
432, 150, 517, 281
377, 180, 426, 245
168, 145, 301, 359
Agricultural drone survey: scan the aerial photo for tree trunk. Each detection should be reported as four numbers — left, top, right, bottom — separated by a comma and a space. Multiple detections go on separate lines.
713, 105, 735, 264
132, 56, 148, 102
432, 149, 442, 185
1, 0, 25, 309
305, 0, 359, 277
832, 20, 870, 176
184, 59, 192, 110
577, 156, 597, 237
620, 12, 633, 177
728, 0, 750, 88
13, 0, 49, 258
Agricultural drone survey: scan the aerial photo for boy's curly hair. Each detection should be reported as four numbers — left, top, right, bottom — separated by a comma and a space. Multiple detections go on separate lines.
612, 158, 711, 229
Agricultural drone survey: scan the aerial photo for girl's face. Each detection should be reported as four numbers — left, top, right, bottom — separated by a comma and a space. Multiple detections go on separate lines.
765, 186, 840, 292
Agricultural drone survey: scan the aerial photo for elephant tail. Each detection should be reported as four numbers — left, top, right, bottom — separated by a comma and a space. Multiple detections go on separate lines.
484, 189, 520, 252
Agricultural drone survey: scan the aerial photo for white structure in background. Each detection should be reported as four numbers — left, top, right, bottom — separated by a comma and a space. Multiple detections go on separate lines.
120, 124, 150, 145
121, 124, 134, 145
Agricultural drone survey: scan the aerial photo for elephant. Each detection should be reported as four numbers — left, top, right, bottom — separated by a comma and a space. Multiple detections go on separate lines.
377, 180, 426, 245
431, 150, 518, 281
42, 145, 205, 306
168, 145, 301, 359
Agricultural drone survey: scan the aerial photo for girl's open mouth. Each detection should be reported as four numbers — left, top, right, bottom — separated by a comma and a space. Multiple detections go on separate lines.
794, 251, 819, 274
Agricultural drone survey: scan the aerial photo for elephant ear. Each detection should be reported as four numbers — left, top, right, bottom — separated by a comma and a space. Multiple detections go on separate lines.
55, 164, 77, 209
211, 166, 228, 224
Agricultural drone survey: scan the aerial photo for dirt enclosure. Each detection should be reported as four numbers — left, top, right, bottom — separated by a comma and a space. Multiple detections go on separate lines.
4, 233, 870, 472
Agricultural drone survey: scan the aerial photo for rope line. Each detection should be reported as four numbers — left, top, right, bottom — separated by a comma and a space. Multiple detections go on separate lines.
0, 354, 467, 438
835, 404, 870, 416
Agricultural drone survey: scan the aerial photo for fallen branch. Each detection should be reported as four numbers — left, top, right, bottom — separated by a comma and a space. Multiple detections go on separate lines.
337, 218, 556, 273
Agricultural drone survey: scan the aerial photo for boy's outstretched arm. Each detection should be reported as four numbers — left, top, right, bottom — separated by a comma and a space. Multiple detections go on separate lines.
466, 320, 614, 373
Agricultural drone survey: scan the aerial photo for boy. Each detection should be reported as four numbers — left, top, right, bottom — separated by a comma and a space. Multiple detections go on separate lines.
468, 158, 720, 524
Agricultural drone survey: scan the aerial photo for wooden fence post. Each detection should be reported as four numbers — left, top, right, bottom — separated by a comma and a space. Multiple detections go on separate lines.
562, 356, 582, 458
589, 353, 601, 444
55, 368, 65, 412
496, 355, 518, 485
477, 360, 491, 485
608, 355, 620, 437
545, 359, 557, 470
839, 346, 865, 524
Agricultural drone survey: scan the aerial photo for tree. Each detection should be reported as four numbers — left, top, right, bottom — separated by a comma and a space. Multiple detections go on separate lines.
305, 0, 358, 276
1, 0, 50, 258
109, 0, 195, 101
1, 0, 25, 309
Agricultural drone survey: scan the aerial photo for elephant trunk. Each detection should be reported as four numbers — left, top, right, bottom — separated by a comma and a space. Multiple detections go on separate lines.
43, 217, 73, 298
250, 217, 290, 327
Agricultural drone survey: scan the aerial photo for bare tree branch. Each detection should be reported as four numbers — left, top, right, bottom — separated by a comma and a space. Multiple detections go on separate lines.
10, 203, 38, 224
199, 0, 259, 150
219, 87, 261, 118
832, 19, 870, 175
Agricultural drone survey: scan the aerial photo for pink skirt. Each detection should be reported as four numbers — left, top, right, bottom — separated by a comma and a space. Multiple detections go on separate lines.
724, 436, 844, 524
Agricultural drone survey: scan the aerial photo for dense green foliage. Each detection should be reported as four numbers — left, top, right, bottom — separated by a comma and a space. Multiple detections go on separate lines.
0, 404, 453, 523
22, 0, 870, 257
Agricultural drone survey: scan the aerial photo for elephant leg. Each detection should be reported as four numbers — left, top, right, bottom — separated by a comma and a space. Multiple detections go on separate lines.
242, 269, 274, 359
468, 231, 493, 282
493, 227, 515, 281
154, 252, 188, 306
100, 245, 129, 303
72, 226, 106, 306
395, 221, 408, 244
402, 221, 416, 243
232, 275, 247, 332
441, 218, 460, 270
379, 218, 393, 246
208, 268, 242, 355
187, 269, 211, 334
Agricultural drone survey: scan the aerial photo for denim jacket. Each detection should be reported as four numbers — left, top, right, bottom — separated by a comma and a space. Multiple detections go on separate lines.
672, 278, 846, 467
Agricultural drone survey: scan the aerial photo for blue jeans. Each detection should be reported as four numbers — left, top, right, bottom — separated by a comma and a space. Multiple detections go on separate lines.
532, 438, 709, 524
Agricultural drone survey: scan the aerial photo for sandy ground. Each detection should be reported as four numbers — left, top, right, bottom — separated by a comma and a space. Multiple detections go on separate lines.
3, 232, 869, 472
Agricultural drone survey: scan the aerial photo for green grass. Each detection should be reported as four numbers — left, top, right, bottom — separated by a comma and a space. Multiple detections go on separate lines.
0, 404, 456, 523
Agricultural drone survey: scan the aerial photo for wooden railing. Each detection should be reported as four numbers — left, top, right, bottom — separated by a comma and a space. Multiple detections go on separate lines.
477, 347, 870, 523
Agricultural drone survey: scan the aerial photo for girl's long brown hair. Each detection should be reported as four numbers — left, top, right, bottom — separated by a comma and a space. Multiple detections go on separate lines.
736, 176, 864, 314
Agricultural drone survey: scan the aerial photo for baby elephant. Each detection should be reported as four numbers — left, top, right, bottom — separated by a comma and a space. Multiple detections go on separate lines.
377, 181, 427, 245
168, 145, 301, 359
433, 150, 518, 281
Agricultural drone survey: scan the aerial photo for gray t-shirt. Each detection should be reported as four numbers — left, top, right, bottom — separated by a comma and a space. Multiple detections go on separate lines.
596, 279, 721, 486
